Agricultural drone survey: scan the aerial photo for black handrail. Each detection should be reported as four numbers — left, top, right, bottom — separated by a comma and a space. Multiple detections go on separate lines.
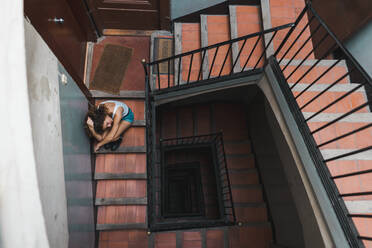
147, 23, 294, 91
273, 2, 372, 247
148, 23, 294, 65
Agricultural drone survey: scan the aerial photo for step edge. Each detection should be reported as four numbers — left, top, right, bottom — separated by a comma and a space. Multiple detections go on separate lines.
94, 173, 147, 180
95, 197, 147, 206
96, 223, 147, 231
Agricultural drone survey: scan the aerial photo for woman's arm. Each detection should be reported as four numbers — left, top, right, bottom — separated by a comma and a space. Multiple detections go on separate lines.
95, 107, 123, 151
86, 117, 103, 141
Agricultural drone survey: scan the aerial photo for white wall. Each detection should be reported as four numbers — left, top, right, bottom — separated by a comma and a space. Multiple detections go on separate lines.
24, 19, 69, 248
0, 1, 50, 247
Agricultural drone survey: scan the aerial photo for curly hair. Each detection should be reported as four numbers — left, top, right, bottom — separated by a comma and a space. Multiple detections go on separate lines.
83, 104, 109, 137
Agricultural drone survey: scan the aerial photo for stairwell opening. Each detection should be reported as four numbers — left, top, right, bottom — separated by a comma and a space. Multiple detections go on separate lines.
149, 133, 235, 231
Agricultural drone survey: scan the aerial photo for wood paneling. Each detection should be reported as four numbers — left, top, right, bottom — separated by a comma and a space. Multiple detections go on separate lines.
87, 0, 170, 32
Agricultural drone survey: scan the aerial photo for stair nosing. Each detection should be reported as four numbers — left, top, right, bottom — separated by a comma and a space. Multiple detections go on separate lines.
96, 223, 147, 231
237, 221, 272, 227
94, 146, 146, 154
234, 202, 266, 208
95, 197, 147, 206
231, 184, 262, 189
91, 90, 145, 99
94, 173, 147, 180
228, 168, 257, 174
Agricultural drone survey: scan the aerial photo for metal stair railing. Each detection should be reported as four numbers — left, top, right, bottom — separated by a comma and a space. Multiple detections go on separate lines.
271, 2, 372, 247
143, 23, 294, 92
143, 2, 372, 244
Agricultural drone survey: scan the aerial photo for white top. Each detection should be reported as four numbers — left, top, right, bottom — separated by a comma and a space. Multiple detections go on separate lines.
99, 100, 129, 118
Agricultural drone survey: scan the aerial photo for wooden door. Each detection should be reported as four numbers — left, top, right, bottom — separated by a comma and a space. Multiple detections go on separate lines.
25, 0, 97, 89
87, 0, 170, 33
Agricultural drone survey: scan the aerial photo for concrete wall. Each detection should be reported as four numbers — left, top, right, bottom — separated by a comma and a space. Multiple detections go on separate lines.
25, 19, 69, 248
248, 93, 305, 247
345, 20, 372, 79
0, 1, 50, 247
171, 0, 225, 20
59, 64, 96, 248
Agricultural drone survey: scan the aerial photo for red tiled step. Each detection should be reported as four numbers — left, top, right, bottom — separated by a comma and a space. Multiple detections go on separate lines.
224, 140, 252, 155
235, 203, 268, 222
229, 225, 273, 247
308, 122, 372, 150
270, 0, 311, 60
119, 127, 146, 148
229, 5, 264, 72
183, 231, 202, 248
280, 60, 350, 85
206, 229, 224, 248
226, 155, 255, 169
294, 91, 368, 114
97, 205, 146, 225
174, 22, 201, 84
96, 180, 146, 199
155, 232, 176, 248
229, 169, 259, 185
99, 230, 148, 248
231, 186, 264, 203
201, 15, 232, 79
95, 154, 146, 174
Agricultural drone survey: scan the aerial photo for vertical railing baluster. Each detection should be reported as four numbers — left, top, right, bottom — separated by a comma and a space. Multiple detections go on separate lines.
241, 35, 262, 72
177, 57, 181, 86
167, 59, 170, 88
208, 47, 219, 79
230, 38, 247, 75
157, 63, 160, 90
282, 23, 322, 72
253, 30, 278, 69
187, 53, 194, 83
198, 50, 206, 81
218, 44, 232, 77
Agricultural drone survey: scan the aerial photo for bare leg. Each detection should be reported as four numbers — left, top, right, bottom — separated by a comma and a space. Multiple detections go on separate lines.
111, 121, 132, 141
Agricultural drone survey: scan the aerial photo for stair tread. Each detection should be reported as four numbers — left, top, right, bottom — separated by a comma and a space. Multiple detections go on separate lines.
229, 5, 263, 73
96, 180, 147, 199
97, 205, 146, 225
95, 197, 147, 206
201, 14, 232, 79
95, 154, 146, 174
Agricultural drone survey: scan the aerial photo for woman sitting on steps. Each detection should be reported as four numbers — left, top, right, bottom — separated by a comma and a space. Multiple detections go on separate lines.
84, 100, 134, 152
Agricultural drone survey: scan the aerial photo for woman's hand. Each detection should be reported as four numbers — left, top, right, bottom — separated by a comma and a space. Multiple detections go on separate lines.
86, 117, 94, 127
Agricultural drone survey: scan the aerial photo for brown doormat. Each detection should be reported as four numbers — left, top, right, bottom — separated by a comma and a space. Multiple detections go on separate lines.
90, 44, 133, 95
153, 38, 174, 74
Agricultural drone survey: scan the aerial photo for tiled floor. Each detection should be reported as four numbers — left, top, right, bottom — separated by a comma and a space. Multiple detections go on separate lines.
89, 36, 150, 91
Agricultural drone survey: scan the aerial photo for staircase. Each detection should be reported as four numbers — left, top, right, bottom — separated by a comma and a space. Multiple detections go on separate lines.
93, 95, 149, 247
91, 0, 372, 247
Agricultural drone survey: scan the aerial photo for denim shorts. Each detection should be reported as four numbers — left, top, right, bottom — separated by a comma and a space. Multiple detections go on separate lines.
122, 108, 134, 123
